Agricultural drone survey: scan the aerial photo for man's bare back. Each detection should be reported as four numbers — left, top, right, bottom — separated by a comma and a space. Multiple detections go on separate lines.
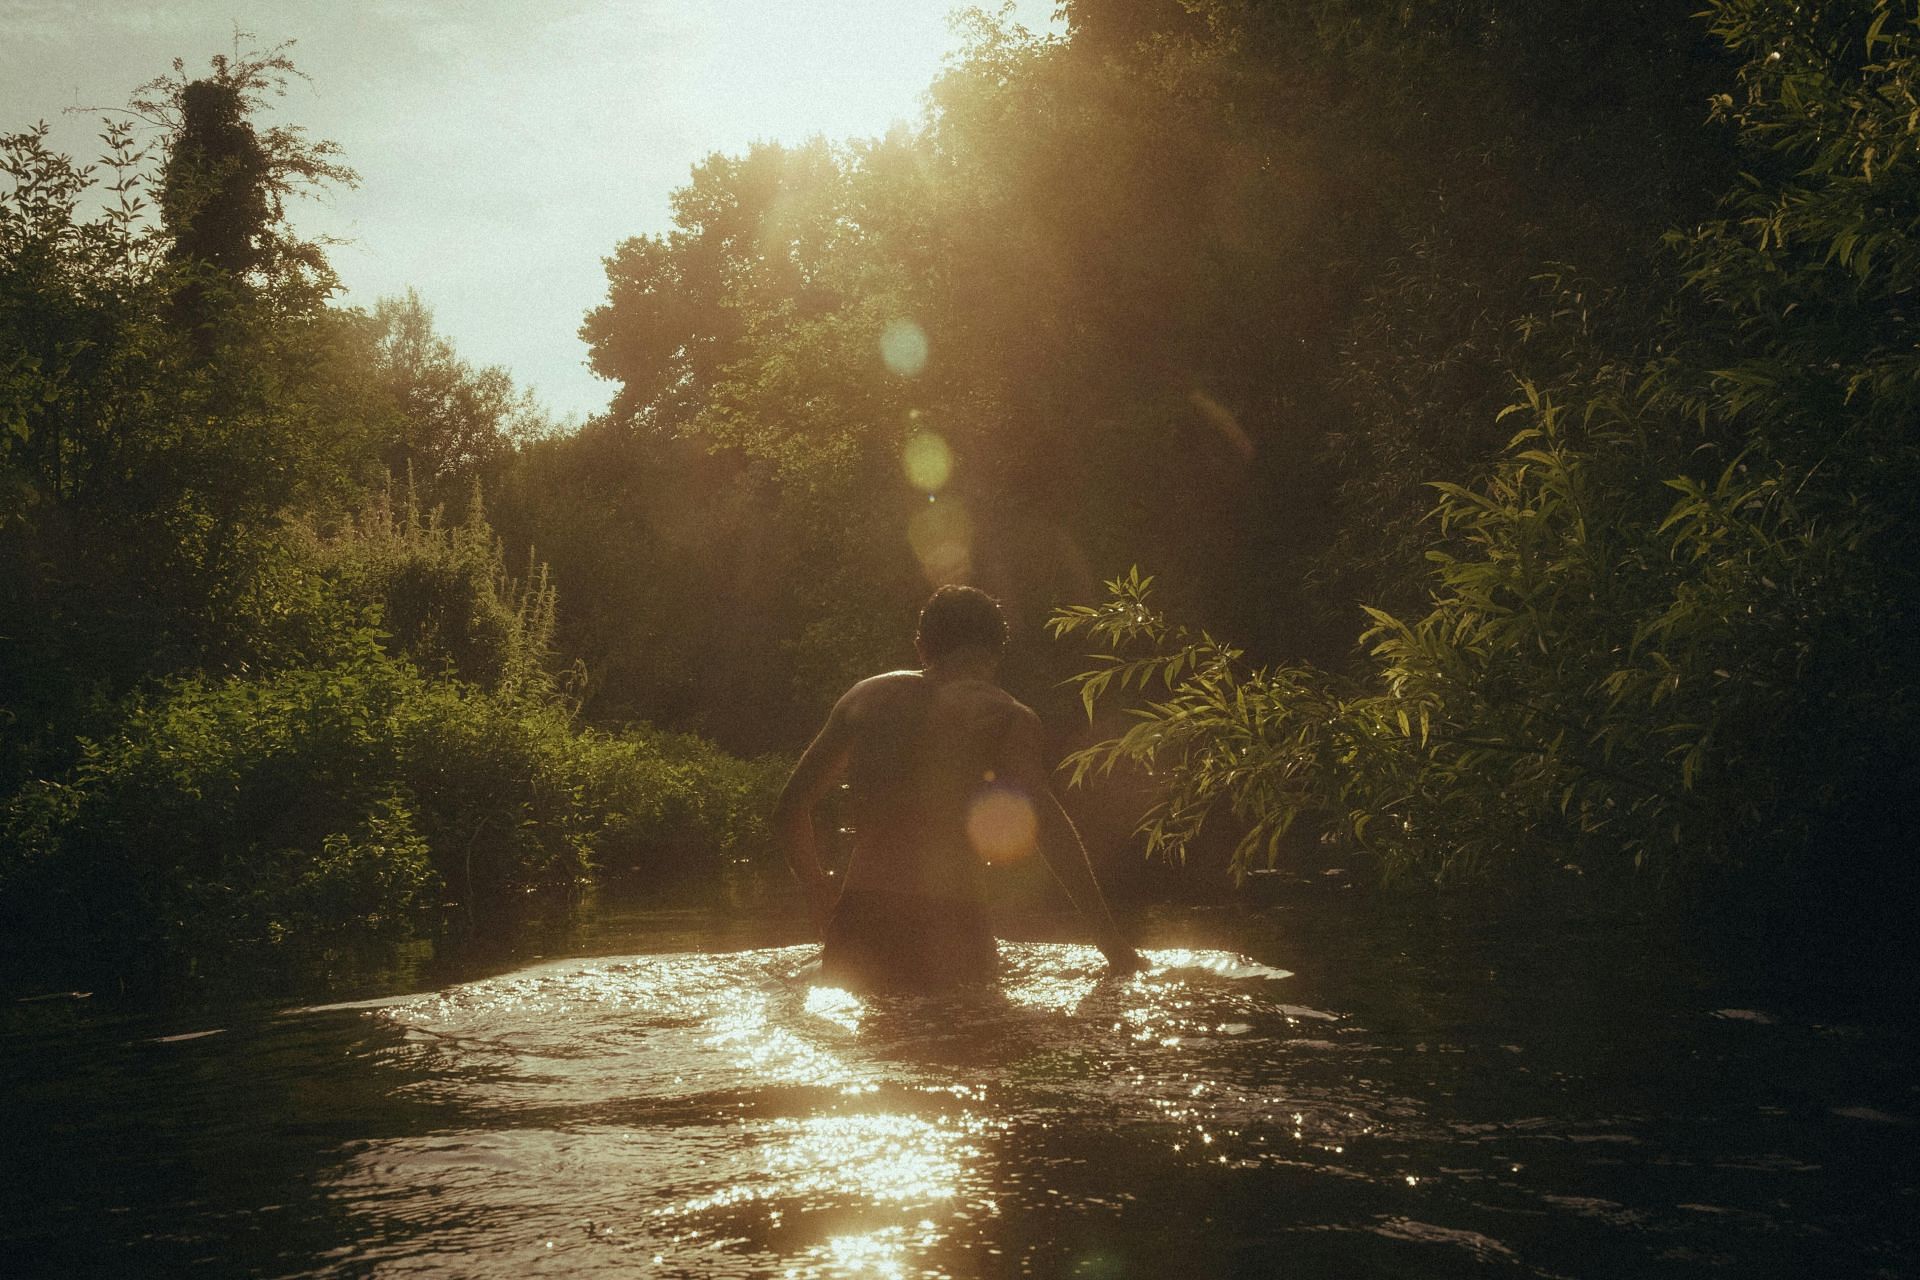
776, 587, 1141, 992
831, 667, 1032, 900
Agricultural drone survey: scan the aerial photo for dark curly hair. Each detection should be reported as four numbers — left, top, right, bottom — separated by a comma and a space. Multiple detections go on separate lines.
916, 585, 1008, 662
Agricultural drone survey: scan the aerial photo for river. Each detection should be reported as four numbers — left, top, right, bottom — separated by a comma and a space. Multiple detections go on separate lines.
2, 888, 1914, 1277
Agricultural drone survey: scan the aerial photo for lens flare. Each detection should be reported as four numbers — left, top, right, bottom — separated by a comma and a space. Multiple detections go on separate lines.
902, 430, 953, 492
1188, 388, 1255, 461
908, 497, 972, 584
966, 786, 1037, 863
880, 318, 928, 376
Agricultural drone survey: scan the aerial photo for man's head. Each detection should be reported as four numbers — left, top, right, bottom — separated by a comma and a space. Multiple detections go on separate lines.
915, 585, 1008, 666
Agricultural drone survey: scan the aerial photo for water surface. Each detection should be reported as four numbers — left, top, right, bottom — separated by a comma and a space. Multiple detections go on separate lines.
3, 896, 1914, 1277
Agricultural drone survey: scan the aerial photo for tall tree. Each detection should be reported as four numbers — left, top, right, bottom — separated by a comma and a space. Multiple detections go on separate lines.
0, 43, 355, 782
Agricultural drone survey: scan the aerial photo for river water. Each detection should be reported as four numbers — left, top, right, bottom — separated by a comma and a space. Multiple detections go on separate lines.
2, 891, 1914, 1277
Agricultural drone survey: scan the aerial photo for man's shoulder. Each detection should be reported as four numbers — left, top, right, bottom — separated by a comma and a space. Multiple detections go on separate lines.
859, 669, 925, 687
847, 669, 923, 696
837, 671, 1033, 716
833, 669, 922, 714
996, 694, 1043, 739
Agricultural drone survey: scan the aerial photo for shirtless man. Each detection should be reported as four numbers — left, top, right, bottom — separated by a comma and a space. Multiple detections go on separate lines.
776, 585, 1143, 991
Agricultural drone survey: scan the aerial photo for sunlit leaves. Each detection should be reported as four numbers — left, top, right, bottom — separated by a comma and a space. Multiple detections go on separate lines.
1050, 569, 1414, 881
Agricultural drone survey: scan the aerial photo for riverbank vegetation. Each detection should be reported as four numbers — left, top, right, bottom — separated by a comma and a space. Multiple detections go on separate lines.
5, 2, 1915, 989
0, 48, 781, 992
1048, 1, 1920, 949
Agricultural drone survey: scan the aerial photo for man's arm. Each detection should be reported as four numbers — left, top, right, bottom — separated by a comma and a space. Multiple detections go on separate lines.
774, 697, 853, 936
1003, 709, 1145, 974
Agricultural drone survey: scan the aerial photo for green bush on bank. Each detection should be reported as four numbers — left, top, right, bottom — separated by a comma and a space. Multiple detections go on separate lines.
567, 724, 787, 881
0, 633, 783, 986
0, 492, 783, 988
306, 483, 558, 699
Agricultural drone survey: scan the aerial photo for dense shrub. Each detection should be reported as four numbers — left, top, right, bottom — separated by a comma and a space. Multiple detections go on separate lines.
565, 725, 787, 881
1, 645, 440, 982
0, 633, 781, 988
310, 484, 558, 698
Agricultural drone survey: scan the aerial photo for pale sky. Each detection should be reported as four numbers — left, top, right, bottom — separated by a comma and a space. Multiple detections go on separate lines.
1, 1, 1059, 421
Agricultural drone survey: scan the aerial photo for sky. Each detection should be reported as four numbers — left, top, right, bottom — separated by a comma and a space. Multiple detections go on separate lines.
1, 0, 1060, 422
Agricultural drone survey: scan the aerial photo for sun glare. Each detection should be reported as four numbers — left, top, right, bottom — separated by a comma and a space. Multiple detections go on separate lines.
907, 498, 972, 584
902, 429, 953, 492
880, 318, 929, 376
967, 786, 1038, 863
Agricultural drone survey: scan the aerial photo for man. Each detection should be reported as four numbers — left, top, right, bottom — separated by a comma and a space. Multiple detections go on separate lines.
776, 585, 1143, 991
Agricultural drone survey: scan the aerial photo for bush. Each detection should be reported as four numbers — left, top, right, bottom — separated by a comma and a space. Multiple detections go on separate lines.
564, 724, 786, 881
308, 483, 558, 698
1, 645, 429, 982
0, 627, 785, 989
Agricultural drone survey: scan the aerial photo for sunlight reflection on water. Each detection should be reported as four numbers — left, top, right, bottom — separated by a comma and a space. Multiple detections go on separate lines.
343, 941, 1308, 1277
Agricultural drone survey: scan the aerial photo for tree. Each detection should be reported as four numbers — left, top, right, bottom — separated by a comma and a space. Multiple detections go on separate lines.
161, 76, 271, 276
360, 291, 548, 500
1, 48, 783, 996
129, 38, 356, 296
0, 44, 356, 783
